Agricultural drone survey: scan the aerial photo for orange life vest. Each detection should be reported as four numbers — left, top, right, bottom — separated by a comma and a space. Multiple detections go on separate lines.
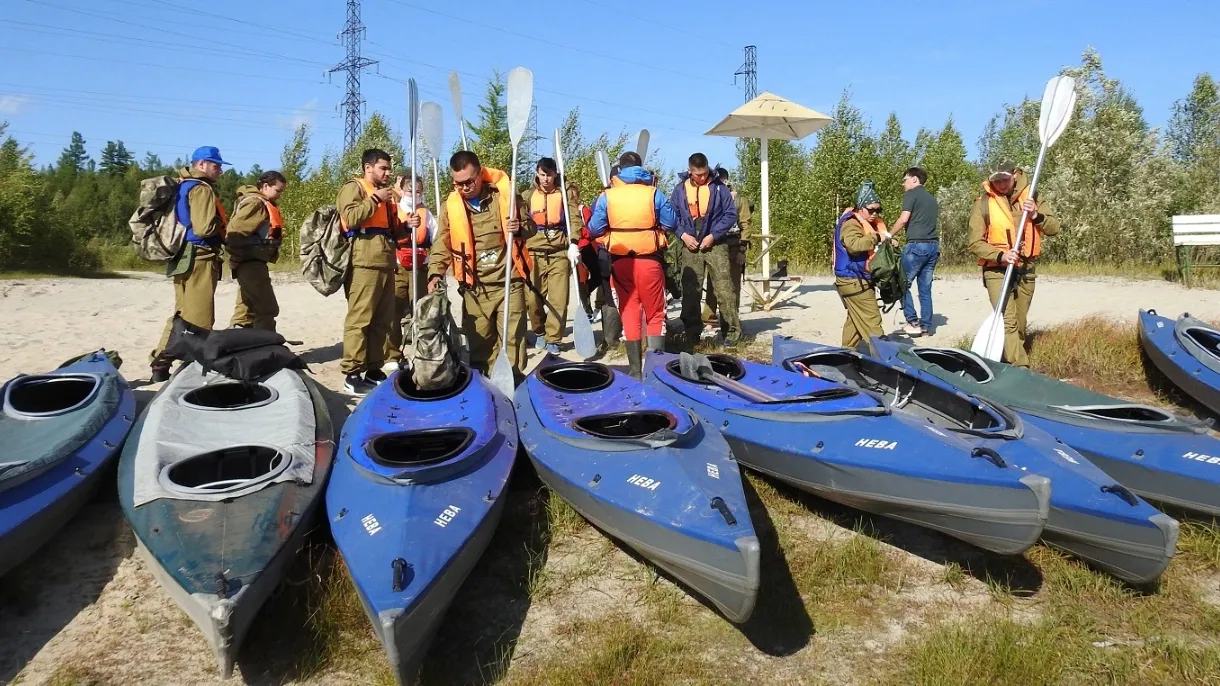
598, 183, 666, 256
979, 180, 1040, 268
233, 194, 281, 242
684, 178, 711, 220
340, 177, 396, 237
395, 205, 430, 269
529, 188, 565, 229
444, 167, 531, 287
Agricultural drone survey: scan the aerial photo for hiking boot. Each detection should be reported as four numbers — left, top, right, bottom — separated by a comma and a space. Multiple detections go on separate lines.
543, 343, 561, 355
344, 372, 375, 396
365, 369, 388, 386
902, 323, 923, 337
150, 365, 171, 383
625, 340, 644, 380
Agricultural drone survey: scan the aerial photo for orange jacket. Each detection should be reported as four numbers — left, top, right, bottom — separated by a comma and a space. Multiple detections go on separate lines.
598, 184, 666, 256
444, 167, 531, 286
978, 179, 1039, 267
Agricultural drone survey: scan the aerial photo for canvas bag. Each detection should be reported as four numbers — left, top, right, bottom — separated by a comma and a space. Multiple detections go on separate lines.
869, 239, 906, 313
411, 289, 463, 391
129, 175, 187, 263
299, 205, 351, 296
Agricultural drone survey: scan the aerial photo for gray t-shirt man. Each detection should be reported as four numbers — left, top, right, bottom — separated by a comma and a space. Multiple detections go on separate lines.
899, 185, 939, 241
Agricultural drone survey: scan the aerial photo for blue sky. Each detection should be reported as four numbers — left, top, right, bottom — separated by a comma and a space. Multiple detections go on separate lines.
1, 0, 1216, 173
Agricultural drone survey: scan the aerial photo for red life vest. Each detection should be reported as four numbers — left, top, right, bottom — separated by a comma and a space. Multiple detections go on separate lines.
395, 205, 430, 269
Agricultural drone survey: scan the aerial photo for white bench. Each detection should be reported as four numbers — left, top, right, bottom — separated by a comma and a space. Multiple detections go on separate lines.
1172, 215, 1220, 287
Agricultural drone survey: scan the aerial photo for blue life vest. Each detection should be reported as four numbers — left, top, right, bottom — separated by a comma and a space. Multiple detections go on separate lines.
177, 178, 225, 249
832, 210, 871, 280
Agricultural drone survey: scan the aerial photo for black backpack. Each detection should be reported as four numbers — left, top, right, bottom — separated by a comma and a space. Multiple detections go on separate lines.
163, 316, 306, 381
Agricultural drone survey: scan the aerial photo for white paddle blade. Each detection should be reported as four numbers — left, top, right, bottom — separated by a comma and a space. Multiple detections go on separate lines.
635, 129, 650, 160
553, 128, 566, 172
490, 352, 515, 395
408, 79, 420, 139
1038, 76, 1078, 148
448, 73, 463, 117
971, 311, 1007, 362
420, 102, 443, 161
506, 67, 534, 145
595, 150, 611, 188
571, 271, 597, 359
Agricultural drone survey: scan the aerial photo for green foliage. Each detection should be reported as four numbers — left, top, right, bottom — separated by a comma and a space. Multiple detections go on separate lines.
99, 140, 134, 176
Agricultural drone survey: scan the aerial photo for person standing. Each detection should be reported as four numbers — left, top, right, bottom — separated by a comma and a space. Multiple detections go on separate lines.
384, 173, 438, 368
522, 157, 583, 355
968, 161, 1060, 368
427, 151, 535, 381
834, 181, 888, 348
336, 148, 419, 395
703, 167, 752, 334
670, 153, 740, 347
586, 152, 677, 379
149, 146, 229, 382
889, 167, 940, 337
228, 170, 287, 332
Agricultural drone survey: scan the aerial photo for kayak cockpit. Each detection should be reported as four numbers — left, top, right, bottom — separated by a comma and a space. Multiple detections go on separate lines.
574, 411, 678, 440
537, 362, 615, 393
4, 374, 101, 418
1051, 404, 1179, 424
394, 364, 472, 401
162, 445, 290, 494
368, 428, 476, 466
908, 347, 994, 383
180, 382, 278, 411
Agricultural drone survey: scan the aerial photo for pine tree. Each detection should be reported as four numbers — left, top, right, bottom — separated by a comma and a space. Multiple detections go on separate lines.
142, 152, 165, 172
57, 132, 89, 174
99, 140, 134, 175
469, 73, 512, 179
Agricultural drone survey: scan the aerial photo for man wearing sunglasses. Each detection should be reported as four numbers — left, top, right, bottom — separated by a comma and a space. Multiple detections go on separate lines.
833, 181, 889, 348
968, 161, 1061, 367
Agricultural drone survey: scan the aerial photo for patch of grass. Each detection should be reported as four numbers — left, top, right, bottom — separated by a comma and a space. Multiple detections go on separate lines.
633, 566, 687, 625
504, 613, 715, 686
940, 562, 967, 590
545, 489, 588, 539
1177, 519, 1220, 572
1025, 316, 1149, 396
44, 664, 112, 686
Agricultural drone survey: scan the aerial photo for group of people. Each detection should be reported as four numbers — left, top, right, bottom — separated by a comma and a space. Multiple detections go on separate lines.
147, 145, 1050, 394
834, 161, 1058, 367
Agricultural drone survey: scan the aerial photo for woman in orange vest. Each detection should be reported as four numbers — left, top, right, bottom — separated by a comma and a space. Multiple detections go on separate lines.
586, 151, 679, 379
522, 157, 584, 355
228, 170, 287, 333
426, 151, 536, 381
967, 161, 1061, 368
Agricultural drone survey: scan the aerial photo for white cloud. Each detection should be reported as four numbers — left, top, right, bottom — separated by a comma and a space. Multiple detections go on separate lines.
277, 98, 319, 131
0, 94, 32, 115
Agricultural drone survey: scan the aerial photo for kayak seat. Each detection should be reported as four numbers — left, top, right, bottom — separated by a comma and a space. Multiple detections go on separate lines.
394, 364, 472, 401
180, 382, 278, 411
5, 374, 101, 418
575, 411, 677, 440
367, 428, 476, 466
910, 348, 993, 384
665, 354, 746, 384
163, 445, 290, 494
537, 362, 614, 394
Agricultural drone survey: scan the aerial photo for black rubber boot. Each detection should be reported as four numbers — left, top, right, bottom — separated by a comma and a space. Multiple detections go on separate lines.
646, 335, 666, 353
625, 340, 644, 380
602, 305, 623, 348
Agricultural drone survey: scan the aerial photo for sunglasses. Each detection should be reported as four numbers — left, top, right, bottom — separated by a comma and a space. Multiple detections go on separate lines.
453, 177, 479, 188
864, 206, 883, 215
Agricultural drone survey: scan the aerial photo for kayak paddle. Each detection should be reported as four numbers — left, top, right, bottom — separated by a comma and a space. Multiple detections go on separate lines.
407, 78, 420, 348
635, 129, 650, 162
554, 128, 597, 359
448, 72, 469, 151
971, 75, 1077, 362
419, 101, 444, 221
490, 66, 533, 396
595, 149, 611, 189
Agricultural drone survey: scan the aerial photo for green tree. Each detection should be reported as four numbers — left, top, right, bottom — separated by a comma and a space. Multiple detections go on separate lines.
141, 152, 166, 173
99, 140, 134, 176
917, 118, 975, 194
340, 112, 406, 178
57, 132, 90, 174
1167, 73, 1220, 213
469, 73, 513, 179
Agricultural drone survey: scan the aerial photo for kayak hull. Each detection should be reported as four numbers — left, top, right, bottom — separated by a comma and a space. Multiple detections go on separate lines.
776, 338, 1178, 583
327, 367, 517, 685
119, 369, 334, 678
517, 356, 759, 623
1139, 309, 1220, 416
0, 352, 135, 578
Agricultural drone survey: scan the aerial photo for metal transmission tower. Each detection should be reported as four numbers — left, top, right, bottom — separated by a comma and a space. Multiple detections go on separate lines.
523, 103, 539, 179
734, 45, 757, 102
330, 0, 378, 152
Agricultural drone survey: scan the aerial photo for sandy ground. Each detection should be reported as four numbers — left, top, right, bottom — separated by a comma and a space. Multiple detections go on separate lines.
2, 269, 1219, 685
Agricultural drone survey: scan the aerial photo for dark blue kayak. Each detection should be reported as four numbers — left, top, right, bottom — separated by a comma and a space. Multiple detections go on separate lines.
517, 355, 759, 623
645, 350, 1049, 557
120, 364, 334, 678
784, 337, 1178, 583
868, 334, 1220, 519
1, 351, 134, 579
1140, 309, 1220, 417
327, 365, 517, 685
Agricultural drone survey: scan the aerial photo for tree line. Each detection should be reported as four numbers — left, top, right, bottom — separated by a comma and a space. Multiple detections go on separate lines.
0, 49, 1216, 274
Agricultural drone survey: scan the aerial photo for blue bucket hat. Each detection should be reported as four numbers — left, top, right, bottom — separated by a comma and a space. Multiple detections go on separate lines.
190, 146, 231, 166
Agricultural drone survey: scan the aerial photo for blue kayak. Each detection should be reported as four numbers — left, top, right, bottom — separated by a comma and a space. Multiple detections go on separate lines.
1, 351, 135, 579
868, 334, 1220, 519
783, 337, 1178, 583
646, 350, 1049, 557
327, 365, 517, 685
1139, 309, 1220, 417
517, 356, 759, 623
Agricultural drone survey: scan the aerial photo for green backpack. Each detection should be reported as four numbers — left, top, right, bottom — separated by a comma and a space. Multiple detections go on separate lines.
869, 239, 906, 313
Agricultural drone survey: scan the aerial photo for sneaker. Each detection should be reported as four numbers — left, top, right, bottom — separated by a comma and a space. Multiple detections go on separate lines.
590, 309, 602, 324
533, 333, 547, 351
150, 366, 170, 383
902, 323, 923, 337
381, 360, 401, 374
365, 369, 388, 386
544, 343, 561, 355
344, 372, 375, 396
921, 325, 934, 337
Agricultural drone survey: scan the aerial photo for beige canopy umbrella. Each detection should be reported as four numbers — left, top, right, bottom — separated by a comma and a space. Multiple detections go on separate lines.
707, 92, 832, 293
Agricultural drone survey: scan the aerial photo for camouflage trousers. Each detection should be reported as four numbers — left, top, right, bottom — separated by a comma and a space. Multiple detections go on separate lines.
678, 241, 740, 345
983, 268, 1036, 368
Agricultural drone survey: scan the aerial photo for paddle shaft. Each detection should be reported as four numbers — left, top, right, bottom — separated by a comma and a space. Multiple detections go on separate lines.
500, 146, 519, 354
698, 368, 776, 403
992, 141, 1049, 317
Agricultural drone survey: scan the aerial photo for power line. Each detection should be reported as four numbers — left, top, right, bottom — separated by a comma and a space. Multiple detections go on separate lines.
735, 46, 757, 102
572, 0, 737, 50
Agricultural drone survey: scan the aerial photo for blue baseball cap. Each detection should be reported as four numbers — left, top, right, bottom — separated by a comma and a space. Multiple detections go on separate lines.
190, 146, 231, 166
